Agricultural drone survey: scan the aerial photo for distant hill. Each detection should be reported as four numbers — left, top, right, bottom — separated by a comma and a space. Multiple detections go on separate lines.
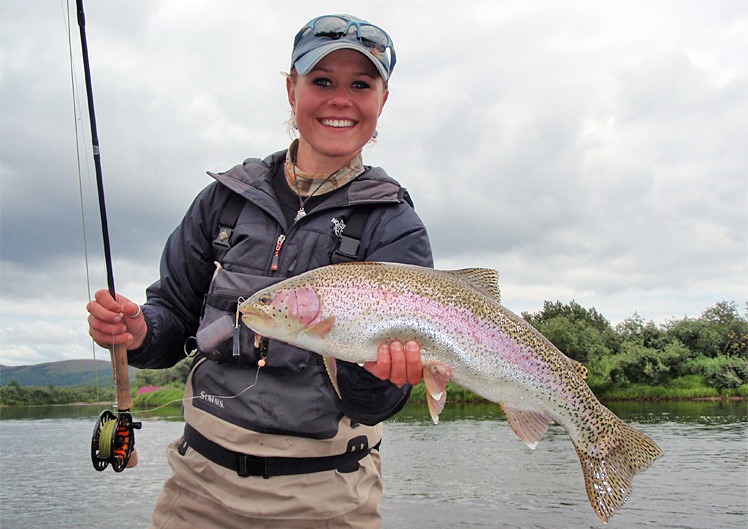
0, 359, 138, 388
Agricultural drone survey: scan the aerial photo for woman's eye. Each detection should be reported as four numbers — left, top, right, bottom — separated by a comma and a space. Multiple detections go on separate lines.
312, 77, 332, 87
352, 80, 372, 90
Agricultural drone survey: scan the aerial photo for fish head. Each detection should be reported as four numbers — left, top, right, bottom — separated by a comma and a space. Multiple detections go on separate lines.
239, 286, 332, 344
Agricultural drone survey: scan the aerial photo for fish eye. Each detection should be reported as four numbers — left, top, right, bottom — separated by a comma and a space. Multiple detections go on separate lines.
258, 293, 271, 305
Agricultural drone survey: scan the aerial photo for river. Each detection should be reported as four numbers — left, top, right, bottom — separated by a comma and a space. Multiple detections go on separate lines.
1, 400, 745, 529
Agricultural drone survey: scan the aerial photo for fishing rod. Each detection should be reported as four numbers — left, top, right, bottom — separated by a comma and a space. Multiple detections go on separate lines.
75, 0, 141, 472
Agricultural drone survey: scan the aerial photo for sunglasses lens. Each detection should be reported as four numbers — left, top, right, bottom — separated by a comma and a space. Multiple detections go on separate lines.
310, 16, 390, 52
358, 27, 389, 52
311, 16, 349, 39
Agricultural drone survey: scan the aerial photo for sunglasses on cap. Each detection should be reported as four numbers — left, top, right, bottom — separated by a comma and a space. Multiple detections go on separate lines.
294, 15, 397, 73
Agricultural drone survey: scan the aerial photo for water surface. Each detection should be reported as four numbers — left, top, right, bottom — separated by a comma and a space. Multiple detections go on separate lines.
1, 400, 745, 528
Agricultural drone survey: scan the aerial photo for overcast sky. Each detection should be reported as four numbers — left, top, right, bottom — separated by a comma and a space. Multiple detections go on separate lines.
1, 0, 746, 366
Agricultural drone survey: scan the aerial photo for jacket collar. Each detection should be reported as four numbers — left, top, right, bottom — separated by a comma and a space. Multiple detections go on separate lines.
207, 149, 405, 212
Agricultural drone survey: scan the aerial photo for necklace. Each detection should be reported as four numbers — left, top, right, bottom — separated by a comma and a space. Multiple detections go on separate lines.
293, 170, 338, 222
283, 140, 366, 222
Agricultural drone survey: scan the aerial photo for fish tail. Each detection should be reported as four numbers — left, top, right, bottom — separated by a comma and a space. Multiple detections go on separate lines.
573, 418, 663, 524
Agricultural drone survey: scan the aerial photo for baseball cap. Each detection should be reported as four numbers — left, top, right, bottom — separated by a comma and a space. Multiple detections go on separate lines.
291, 15, 396, 81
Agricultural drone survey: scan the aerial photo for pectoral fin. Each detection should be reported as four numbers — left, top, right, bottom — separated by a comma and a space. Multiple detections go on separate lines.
305, 316, 336, 339
422, 361, 453, 425
499, 404, 554, 450
323, 356, 341, 398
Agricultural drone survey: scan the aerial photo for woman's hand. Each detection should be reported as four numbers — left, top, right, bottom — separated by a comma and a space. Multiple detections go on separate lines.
86, 289, 148, 350
364, 340, 423, 387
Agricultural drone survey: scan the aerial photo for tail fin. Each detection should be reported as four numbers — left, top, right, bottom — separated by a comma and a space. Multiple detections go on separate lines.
573, 419, 663, 524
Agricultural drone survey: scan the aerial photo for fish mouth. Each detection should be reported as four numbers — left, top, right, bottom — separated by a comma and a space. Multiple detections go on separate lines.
240, 308, 276, 333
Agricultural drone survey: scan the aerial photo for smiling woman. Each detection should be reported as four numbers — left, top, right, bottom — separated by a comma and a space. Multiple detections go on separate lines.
84, 12, 433, 529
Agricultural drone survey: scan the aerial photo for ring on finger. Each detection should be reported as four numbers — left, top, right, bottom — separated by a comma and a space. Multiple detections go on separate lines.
126, 305, 142, 319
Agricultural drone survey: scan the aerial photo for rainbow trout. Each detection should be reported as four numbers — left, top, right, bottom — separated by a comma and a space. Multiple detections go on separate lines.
238, 262, 663, 523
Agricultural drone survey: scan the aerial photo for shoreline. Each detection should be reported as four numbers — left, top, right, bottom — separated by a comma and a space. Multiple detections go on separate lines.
2, 393, 745, 408
600, 395, 745, 402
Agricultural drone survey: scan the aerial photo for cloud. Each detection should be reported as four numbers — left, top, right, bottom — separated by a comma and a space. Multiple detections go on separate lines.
1, 0, 746, 365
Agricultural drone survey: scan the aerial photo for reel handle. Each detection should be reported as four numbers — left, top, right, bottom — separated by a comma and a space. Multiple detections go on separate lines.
127, 447, 139, 468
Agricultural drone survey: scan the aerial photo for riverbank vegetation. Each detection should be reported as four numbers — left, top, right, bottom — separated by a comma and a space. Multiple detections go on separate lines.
0, 380, 115, 406
522, 299, 747, 401
2, 300, 745, 406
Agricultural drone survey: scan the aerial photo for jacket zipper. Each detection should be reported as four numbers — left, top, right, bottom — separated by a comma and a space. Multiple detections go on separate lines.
271, 234, 286, 271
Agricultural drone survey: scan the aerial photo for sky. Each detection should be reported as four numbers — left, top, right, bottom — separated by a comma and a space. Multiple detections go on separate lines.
1, 0, 746, 366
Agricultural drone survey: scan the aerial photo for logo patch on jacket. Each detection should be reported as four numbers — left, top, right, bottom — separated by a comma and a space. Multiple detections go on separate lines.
331, 217, 346, 237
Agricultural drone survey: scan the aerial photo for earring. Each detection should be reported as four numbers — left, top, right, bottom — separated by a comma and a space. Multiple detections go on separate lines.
372, 130, 378, 139
293, 121, 298, 130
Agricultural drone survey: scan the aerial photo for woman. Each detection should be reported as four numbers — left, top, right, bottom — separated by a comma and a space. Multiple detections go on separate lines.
87, 14, 432, 529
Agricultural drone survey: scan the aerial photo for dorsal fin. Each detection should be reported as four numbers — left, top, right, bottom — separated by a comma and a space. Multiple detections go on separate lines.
570, 358, 588, 379
448, 268, 501, 302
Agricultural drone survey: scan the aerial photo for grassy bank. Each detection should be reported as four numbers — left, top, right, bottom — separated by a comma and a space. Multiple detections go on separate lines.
407, 378, 746, 405
4, 378, 743, 408
590, 376, 748, 401
133, 386, 185, 407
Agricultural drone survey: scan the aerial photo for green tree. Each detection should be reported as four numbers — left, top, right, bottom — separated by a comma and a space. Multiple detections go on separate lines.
615, 312, 668, 350
664, 301, 748, 359
1, 380, 24, 405
522, 300, 618, 365
134, 357, 193, 388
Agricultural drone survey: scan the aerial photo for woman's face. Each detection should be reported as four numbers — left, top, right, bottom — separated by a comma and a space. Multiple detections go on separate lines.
287, 49, 389, 174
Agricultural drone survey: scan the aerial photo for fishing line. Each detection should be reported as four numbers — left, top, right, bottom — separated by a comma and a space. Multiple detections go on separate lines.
62, 0, 102, 410
133, 363, 266, 415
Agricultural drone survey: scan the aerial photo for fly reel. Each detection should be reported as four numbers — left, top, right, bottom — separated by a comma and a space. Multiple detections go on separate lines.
91, 409, 142, 472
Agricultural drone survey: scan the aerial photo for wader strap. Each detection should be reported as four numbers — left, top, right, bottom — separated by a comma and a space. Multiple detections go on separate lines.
212, 192, 246, 263
180, 424, 375, 478
331, 205, 374, 264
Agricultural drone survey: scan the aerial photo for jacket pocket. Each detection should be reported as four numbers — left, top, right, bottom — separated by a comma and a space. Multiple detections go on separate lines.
195, 268, 281, 364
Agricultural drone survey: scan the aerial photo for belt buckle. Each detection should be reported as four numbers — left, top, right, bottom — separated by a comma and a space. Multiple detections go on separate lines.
238, 454, 269, 479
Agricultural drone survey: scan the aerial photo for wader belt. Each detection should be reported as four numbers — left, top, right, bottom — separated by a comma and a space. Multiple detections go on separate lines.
180, 424, 375, 478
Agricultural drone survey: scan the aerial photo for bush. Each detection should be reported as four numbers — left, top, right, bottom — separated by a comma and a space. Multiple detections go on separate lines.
703, 357, 748, 389
609, 343, 669, 386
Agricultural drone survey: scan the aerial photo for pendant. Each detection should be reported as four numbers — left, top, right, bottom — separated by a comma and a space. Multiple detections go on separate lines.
294, 208, 306, 222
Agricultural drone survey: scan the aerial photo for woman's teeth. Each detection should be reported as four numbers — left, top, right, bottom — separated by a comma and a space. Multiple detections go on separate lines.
321, 119, 354, 128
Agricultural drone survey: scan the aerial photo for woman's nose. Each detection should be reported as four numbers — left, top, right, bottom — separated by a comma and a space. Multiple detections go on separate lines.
328, 87, 352, 107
